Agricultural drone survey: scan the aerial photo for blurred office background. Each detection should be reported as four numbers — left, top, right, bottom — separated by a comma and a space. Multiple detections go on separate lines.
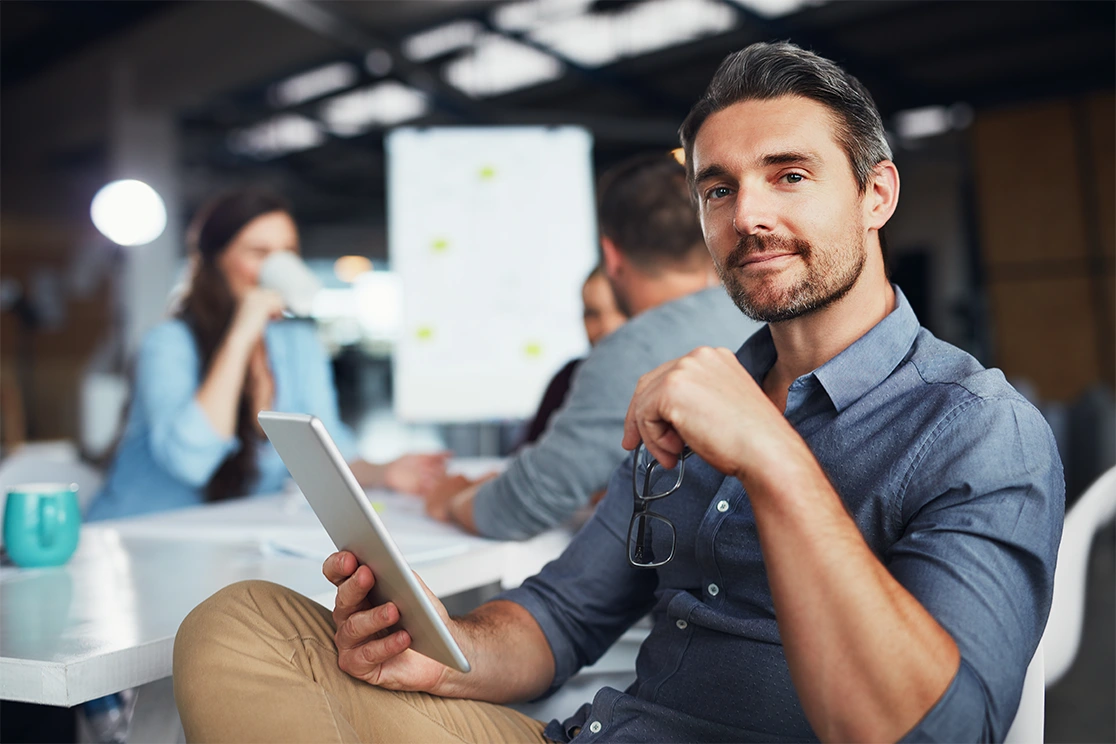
0, 1, 1112, 740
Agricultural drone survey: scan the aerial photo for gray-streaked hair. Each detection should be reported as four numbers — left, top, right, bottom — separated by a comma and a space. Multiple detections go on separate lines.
679, 41, 892, 195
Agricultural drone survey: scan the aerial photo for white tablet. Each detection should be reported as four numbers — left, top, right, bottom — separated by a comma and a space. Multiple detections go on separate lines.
257, 411, 470, 673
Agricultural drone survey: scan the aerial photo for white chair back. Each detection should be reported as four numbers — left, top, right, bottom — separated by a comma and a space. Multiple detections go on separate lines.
1004, 644, 1045, 743
1041, 466, 1116, 686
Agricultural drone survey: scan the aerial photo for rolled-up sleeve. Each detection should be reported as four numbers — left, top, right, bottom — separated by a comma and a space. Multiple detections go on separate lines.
473, 335, 653, 539
139, 323, 239, 487
497, 456, 659, 695
891, 397, 1064, 742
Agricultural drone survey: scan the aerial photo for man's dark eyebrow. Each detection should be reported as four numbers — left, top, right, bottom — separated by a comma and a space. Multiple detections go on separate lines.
693, 164, 732, 184
694, 153, 822, 184
761, 151, 822, 168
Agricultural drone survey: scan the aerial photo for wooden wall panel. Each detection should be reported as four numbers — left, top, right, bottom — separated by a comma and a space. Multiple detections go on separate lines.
1086, 93, 1115, 260
0, 215, 111, 441
989, 277, 1100, 401
971, 102, 1089, 267
972, 95, 1115, 401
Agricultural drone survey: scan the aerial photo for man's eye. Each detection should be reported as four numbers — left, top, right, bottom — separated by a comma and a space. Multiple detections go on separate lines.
784, 173, 804, 184
706, 186, 731, 200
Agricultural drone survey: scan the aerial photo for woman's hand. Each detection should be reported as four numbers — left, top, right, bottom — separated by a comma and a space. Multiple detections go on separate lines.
323, 551, 458, 694
229, 288, 286, 348
383, 452, 451, 497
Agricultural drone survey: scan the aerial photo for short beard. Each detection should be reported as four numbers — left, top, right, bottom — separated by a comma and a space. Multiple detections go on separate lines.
715, 232, 865, 323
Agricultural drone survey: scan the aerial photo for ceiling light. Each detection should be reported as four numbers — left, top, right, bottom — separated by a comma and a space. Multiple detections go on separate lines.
893, 103, 974, 143
530, 14, 616, 67
623, 0, 737, 56
671, 147, 685, 165
90, 180, 167, 247
894, 105, 951, 140
229, 114, 326, 159
270, 62, 358, 107
403, 20, 483, 62
320, 82, 429, 136
726, 0, 823, 18
493, 0, 595, 33
530, 0, 736, 68
443, 35, 564, 97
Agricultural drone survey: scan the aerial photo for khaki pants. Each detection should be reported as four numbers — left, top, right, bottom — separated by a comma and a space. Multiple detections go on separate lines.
173, 580, 550, 743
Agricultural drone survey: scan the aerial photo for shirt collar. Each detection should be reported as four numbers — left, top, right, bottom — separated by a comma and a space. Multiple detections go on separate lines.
734, 284, 920, 413
735, 324, 777, 385
811, 284, 920, 412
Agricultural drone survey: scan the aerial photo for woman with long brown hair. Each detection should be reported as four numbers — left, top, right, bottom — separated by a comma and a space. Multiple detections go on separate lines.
88, 187, 446, 519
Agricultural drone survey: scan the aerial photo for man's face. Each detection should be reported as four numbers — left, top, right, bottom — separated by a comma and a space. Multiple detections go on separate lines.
582, 273, 627, 346
692, 96, 869, 323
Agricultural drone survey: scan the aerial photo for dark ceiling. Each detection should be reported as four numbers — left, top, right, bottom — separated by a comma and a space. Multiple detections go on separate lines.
2, 0, 1113, 237
0, 1, 177, 90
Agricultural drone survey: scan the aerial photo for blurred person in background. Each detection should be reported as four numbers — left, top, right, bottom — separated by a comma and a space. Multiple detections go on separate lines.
422, 152, 763, 538
86, 187, 446, 521
514, 264, 628, 450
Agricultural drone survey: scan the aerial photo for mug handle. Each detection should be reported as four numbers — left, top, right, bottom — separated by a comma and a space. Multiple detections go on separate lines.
39, 500, 58, 549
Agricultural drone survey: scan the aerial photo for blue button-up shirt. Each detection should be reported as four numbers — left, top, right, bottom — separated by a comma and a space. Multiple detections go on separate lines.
500, 287, 1064, 743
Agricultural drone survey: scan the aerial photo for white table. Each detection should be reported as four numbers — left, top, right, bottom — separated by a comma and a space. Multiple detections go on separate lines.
0, 486, 571, 707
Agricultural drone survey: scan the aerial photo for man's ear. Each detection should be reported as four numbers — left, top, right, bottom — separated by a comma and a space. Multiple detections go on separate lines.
863, 160, 900, 231
601, 236, 624, 280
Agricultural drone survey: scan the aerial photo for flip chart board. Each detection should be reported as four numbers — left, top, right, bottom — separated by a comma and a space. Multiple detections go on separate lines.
387, 126, 598, 421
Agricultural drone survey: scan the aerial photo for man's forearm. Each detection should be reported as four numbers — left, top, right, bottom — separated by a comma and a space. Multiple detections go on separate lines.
447, 484, 479, 533
435, 599, 555, 703
744, 445, 959, 743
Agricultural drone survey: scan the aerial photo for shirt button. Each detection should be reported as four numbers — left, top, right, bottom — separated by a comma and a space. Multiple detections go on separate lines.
676, 619, 688, 630
589, 721, 602, 733
708, 583, 720, 596
716, 500, 729, 512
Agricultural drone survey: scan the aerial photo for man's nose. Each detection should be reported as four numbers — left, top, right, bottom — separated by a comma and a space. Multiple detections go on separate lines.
732, 188, 775, 235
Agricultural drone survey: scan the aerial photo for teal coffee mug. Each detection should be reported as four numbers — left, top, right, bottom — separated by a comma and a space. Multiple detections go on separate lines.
3, 483, 81, 568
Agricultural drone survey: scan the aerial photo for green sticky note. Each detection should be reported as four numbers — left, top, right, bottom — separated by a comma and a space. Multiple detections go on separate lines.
431, 237, 450, 253
416, 326, 435, 341
524, 341, 543, 358
478, 165, 497, 180
369, 500, 384, 513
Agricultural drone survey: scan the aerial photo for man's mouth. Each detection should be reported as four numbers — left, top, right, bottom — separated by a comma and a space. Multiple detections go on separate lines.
736, 252, 798, 268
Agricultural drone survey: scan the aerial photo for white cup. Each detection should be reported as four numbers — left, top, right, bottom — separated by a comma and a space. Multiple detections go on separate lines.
258, 252, 322, 317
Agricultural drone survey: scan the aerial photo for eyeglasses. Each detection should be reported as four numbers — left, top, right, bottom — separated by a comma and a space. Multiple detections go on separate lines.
628, 442, 693, 568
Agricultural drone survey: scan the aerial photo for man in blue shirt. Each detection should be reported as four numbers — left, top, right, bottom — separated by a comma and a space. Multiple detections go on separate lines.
174, 42, 1063, 743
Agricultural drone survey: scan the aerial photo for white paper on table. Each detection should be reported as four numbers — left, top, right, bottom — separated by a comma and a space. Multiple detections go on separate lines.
262, 489, 495, 566
260, 529, 482, 566
99, 486, 499, 567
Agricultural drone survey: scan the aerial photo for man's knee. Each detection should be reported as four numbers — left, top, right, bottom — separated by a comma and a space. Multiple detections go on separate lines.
174, 581, 289, 690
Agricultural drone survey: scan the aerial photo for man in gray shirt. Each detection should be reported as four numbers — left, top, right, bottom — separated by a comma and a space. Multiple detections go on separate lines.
424, 153, 761, 539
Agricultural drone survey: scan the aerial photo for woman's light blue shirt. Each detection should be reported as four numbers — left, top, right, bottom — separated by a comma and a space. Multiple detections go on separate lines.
87, 319, 357, 521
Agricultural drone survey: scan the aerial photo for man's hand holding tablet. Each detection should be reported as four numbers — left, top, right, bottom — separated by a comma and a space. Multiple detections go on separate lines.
323, 550, 460, 692
322, 548, 557, 704
260, 412, 558, 704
